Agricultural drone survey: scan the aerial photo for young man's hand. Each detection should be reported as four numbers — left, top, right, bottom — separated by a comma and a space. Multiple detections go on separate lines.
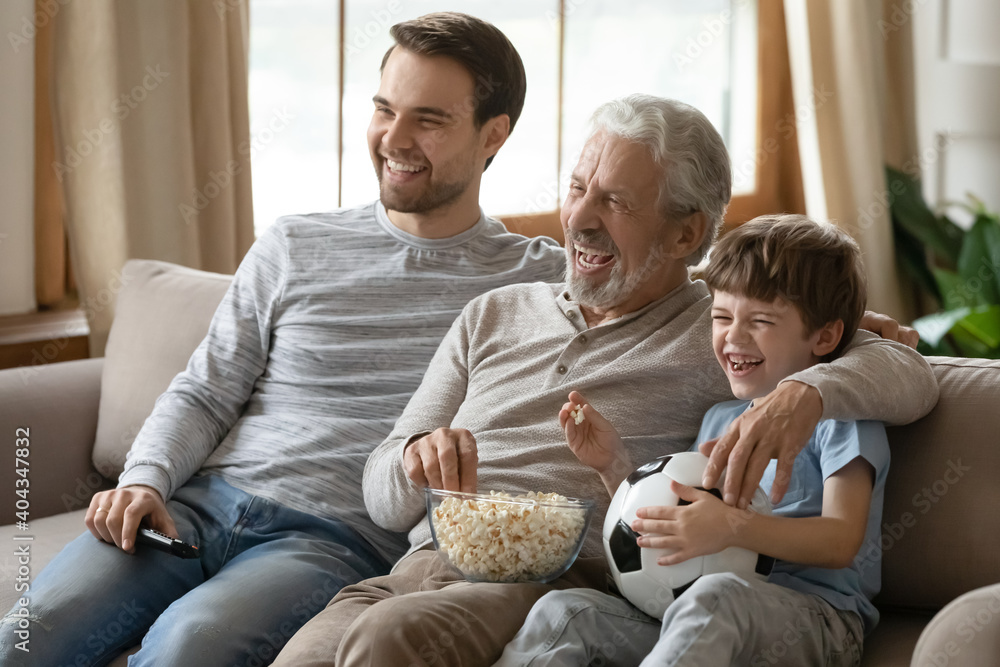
403, 428, 478, 493
85, 485, 179, 553
633, 481, 738, 565
559, 390, 632, 494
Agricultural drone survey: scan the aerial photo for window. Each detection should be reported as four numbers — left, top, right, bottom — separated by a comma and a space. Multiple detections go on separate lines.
249, 1, 780, 238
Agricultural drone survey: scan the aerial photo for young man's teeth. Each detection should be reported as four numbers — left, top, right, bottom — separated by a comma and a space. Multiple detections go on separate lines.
387, 159, 425, 173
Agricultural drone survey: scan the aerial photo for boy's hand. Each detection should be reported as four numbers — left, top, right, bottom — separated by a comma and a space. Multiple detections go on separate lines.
559, 391, 631, 487
700, 381, 822, 508
633, 481, 738, 565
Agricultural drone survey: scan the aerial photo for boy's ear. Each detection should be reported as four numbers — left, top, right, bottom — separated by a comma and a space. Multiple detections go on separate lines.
812, 320, 845, 357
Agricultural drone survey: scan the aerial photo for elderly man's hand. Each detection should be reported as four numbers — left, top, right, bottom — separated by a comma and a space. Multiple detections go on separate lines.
860, 310, 919, 349
403, 428, 478, 493
699, 381, 822, 508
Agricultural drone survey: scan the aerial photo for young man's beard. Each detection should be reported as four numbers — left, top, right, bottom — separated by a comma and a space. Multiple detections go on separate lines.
379, 175, 470, 214
376, 150, 477, 215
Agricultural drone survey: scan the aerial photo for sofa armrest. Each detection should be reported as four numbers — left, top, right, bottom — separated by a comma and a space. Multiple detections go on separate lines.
0, 358, 107, 521
911, 583, 1000, 667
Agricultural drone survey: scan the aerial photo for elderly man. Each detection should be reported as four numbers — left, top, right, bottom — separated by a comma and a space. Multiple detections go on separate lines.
274, 95, 938, 666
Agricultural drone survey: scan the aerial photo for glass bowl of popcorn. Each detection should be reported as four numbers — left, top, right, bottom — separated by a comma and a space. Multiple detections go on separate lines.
425, 488, 594, 584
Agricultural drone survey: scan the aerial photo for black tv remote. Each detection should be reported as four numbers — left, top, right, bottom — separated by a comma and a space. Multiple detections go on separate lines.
135, 528, 200, 559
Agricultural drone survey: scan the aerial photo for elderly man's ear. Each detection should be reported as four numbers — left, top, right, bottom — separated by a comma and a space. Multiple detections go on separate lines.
664, 211, 709, 260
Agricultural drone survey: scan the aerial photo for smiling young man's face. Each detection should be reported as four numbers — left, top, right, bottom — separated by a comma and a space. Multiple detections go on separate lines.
711, 291, 841, 400
367, 47, 504, 232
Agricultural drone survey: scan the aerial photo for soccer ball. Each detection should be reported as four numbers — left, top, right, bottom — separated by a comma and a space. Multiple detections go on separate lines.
603, 451, 774, 619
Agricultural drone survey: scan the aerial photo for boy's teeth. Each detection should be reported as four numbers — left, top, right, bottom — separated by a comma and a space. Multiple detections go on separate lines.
729, 355, 763, 372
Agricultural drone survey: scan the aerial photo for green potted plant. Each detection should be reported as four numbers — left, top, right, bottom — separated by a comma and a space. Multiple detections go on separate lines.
888, 166, 1000, 358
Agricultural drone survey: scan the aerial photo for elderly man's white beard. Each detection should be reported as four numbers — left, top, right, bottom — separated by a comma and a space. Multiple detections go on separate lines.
564, 239, 667, 311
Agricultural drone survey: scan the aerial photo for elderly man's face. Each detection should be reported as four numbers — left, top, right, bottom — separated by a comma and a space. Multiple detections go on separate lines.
561, 131, 690, 313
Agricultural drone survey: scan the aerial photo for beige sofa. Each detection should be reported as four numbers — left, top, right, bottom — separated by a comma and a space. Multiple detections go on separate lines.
1, 259, 998, 666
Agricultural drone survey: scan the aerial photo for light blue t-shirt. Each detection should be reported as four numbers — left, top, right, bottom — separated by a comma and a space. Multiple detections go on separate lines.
694, 400, 890, 634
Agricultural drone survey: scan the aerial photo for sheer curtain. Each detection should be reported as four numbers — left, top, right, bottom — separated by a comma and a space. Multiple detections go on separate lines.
49, 0, 255, 354
783, 0, 919, 321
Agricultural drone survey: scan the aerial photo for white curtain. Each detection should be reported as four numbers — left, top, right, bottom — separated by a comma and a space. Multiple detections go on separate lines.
783, 0, 918, 321
51, 0, 255, 354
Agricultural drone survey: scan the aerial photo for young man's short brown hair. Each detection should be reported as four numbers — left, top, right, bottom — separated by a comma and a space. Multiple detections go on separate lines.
703, 214, 868, 360
382, 12, 526, 169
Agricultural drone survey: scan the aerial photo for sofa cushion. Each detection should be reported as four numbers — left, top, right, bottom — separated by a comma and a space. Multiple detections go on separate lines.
93, 260, 232, 478
879, 357, 1000, 610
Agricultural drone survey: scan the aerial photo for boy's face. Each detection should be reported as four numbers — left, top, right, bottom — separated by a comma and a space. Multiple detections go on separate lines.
711, 291, 834, 400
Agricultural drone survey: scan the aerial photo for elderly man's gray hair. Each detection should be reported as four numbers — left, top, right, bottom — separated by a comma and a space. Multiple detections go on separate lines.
589, 94, 732, 265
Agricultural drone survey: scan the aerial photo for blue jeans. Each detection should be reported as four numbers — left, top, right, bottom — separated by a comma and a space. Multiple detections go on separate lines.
495, 573, 864, 667
0, 474, 389, 667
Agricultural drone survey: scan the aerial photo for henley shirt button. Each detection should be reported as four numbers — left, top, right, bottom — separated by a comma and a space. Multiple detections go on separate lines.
579, 335, 588, 344
567, 311, 577, 319
557, 364, 567, 374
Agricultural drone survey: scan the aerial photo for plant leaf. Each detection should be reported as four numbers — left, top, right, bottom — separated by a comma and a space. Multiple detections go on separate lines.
956, 305, 1000, 349
956, 215, 1000, 306
912, 307, 972, 347
894, 221, 941, 302
886, 167, 964, 267
931, 268, 969, 310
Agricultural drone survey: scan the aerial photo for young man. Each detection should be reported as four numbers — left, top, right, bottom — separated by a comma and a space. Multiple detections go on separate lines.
272, 96, 937, 667
0, 13, 566, 666
499, 215, 884, 666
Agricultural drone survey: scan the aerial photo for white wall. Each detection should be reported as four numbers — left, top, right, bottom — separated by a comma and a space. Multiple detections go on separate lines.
914, 0, 1000, 226
0, 0, 37, 316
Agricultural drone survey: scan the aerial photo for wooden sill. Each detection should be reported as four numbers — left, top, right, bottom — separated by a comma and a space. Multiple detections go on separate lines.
0, 308, 90, 370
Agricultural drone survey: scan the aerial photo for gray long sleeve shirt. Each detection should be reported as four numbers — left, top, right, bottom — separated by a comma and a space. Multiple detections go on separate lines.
363, 280, 940, 562
117, 201, 567, 562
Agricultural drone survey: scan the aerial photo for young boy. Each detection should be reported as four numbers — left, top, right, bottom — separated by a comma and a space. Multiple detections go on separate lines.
494, 214, 888, 666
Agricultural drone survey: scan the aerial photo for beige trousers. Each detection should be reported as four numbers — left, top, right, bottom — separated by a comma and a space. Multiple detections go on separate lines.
273, 548, 609, 667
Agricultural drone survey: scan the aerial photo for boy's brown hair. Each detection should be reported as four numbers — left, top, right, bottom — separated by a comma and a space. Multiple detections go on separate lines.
382, 12, 526, 170
703, 214, 868, 360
